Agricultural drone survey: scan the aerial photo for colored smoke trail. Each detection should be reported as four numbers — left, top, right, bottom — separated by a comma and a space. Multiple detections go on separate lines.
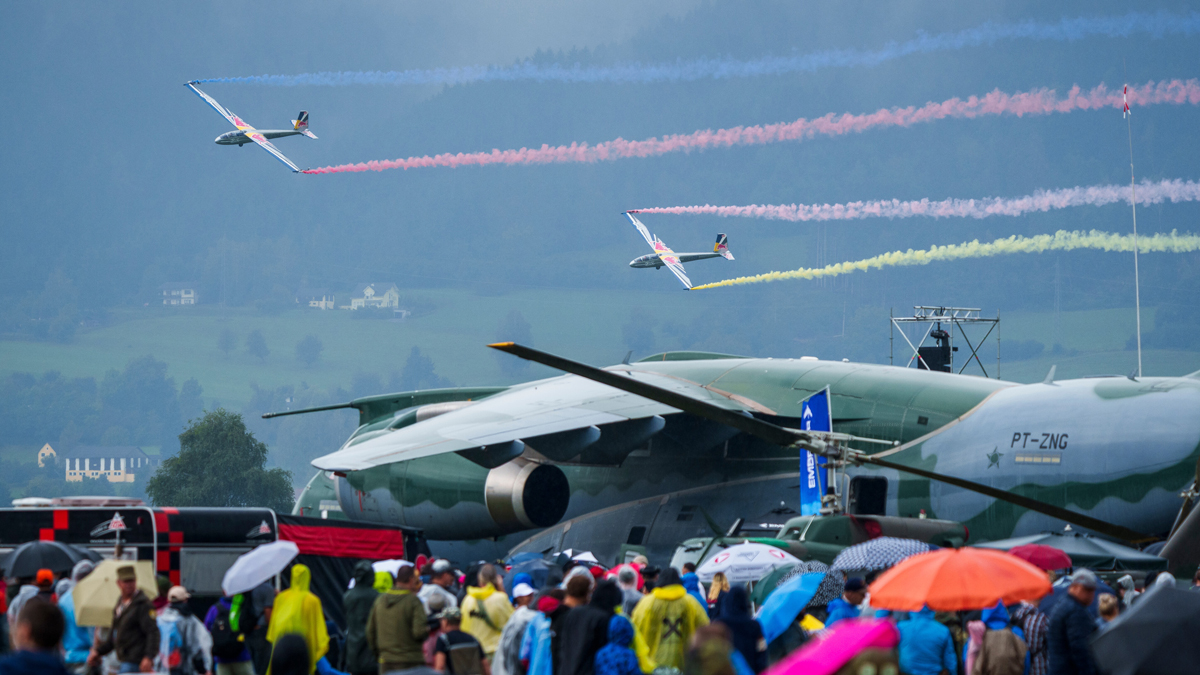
691, 230, 1200, 290
635, 179, 1200, 222
200, 11, 1200, 87
302, 79, 1200, 175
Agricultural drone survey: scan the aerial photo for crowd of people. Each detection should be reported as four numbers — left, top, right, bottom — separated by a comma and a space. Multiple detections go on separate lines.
1, 553, 1195, 675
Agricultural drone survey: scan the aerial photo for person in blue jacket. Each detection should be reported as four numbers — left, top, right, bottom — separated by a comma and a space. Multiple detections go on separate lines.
897, 606, 957, 675
825, 578, 866, 627
963, 602, 1029, 675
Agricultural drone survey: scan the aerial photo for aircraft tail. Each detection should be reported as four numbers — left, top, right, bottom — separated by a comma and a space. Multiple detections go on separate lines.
715, 233, 734, 260
292, 111, 318, 139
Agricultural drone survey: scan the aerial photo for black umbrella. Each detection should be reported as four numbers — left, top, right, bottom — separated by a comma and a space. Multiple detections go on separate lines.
504, 558, 552, 594
70, 545, 103, 563
3, 540, 83, 578
1091, 583, 1200, 675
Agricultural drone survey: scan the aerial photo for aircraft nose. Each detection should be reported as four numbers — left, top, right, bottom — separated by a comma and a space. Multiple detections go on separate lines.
629, 260, 638, 268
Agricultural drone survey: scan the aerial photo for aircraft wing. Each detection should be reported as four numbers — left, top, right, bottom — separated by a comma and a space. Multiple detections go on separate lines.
186, 82, 249, 129
311, 367, 759, 471
245, 132, 302, 173
659, 254, 692, 289
625, 212, 655, 248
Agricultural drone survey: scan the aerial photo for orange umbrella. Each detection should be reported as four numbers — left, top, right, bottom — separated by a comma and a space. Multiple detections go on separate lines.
868, 547, 1052, 611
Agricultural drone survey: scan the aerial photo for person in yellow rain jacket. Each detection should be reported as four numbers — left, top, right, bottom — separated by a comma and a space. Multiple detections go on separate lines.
631, 568, 709, 670
460, 564, 514, 659
266, 564, 330, 674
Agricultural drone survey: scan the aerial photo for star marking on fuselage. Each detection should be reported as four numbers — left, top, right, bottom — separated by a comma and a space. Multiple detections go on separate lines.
987, 447, 1003, 469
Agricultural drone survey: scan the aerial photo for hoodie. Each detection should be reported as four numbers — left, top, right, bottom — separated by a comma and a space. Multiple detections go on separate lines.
897, 606, 957, 675
824, 597, 861, 627
965, 603, 1028, 675
595, 616, 641, 675
461, 584, 514, 655
714, 586, 766, 674
268, 564, 330, 674
342, 561, 379, 675
365, 587, 429, 671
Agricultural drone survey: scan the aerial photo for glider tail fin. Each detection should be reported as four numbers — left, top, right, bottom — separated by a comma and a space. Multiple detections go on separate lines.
292, 111, 318, 139
715, 233, 734, 260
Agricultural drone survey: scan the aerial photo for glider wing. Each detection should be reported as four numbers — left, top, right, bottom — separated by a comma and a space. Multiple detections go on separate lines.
245, 132, 302, 173
186, 82, 251, 129
625, 212, 656, 248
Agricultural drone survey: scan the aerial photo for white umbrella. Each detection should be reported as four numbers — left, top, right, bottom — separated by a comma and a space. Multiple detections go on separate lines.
373, 558, 414, 577
222, 540, 299, 596
696, 542, 800, 584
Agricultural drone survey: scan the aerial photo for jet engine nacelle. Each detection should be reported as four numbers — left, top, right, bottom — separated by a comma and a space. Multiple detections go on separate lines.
336, 454, 570, 540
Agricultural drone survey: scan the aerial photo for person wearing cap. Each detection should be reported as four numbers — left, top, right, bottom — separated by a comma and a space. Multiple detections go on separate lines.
631, 568, 709, 670
435, 607, 489, 675
493, 584, 537, 675
33, 569, 57, 604
420, 560, 460, 615
825, 578, 866, 628
366, 564, 431, 674
155, 585, 213, 675
1047, 570, 1098, 675
88, 564, 161, 673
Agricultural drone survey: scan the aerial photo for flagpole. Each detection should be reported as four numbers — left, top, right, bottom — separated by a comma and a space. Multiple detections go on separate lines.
1125, 84, 1143, 377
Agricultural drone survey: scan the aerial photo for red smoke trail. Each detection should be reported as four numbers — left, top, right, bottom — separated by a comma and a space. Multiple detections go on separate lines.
303, 79, 1200, 175
633, 178, 1200, 222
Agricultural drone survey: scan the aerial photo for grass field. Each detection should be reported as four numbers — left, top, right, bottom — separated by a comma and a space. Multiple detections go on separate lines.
0, 293, 1190, 411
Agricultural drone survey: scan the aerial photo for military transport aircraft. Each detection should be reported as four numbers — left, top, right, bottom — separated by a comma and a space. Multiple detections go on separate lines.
185, 82, 316, 173
625, 212, 733, 289
279, 345, 1200, 566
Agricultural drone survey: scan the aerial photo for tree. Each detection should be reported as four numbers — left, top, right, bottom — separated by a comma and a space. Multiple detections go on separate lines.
146, 409, 294, 512
295, 334, 324, 367
217, 329, 236, 357
246, 329, 269, 362
179, 378, 204, 422
494, 310, 533, 377
394, 347, 453, 391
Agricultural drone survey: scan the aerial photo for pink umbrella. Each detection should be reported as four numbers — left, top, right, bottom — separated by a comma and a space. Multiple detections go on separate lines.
763, 619, 899, 675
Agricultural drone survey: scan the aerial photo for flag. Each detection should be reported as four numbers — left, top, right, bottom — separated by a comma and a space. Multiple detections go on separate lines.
799, 387, 832, 516
1124, 84, 1131, 118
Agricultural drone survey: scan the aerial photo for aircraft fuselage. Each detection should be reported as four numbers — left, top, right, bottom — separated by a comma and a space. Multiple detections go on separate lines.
630, 252, 723, 268
215, 129, 304, 146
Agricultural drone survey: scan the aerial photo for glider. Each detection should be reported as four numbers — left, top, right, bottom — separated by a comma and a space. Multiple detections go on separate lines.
185, 81, 315, 173
626, 212, 733, 289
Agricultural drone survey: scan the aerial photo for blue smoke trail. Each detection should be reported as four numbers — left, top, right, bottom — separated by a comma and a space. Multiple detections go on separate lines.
198, 11, 1200, 86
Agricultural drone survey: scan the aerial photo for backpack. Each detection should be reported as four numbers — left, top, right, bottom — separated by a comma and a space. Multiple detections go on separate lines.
211, 602, 247, 661
972, 628, 1027, 675
439, 633, 485, 675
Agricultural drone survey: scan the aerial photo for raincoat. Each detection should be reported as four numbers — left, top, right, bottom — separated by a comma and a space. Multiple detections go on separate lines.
58, 586, 93, 666
631, 584, 709, 670
681, 574, 707, 611
520, 600, 568, 675
461, 584, 514, 655
964, 603, 1027, 675
373, 571, 394, 594
341, 561, 379, 675
824, 597, 861, 627
495, 605, 537, 675
595, 616, 641, 675
897, 606, 957, 675
267, 564, 330, 674
714, 587, 766, 674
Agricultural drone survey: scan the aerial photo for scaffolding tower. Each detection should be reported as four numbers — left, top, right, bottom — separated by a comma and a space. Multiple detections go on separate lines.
890, 306, 1001, 378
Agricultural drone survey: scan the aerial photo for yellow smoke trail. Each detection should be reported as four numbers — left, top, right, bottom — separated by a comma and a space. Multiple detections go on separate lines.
692, 230, 1200, 290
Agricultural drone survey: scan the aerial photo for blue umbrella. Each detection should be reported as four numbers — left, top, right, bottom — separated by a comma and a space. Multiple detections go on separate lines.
831, 537, 935, 573
757, 572, 824, 644
506, 551, 545, 565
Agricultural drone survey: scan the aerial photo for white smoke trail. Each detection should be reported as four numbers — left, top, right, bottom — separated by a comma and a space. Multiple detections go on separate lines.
634, 179, 1200, 222
692, 230, 1200, 290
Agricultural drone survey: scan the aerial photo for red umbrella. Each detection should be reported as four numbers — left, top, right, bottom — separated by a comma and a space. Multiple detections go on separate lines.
1008, 544, 1072, 571
868, 547, 1052, 611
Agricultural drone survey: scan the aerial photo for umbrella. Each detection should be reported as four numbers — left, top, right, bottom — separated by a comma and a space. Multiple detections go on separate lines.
763, 619, 899, 675
751, 561, 843, 608
868, 547, 1051, 611
504, 558, 552, 593
506, 551, 545, 566
696, 542, 799, 583
557, 549, 600, 565
70, 546, 104, 563
974, 532, 1167, 572
3, 540, 83, 578
373, 558, 414, 578
72, 559, 157, 628
830, 537, 934, 573
757, 573, 825, 643
1007, 544, 1072, 571
221, 540, 299, 596
1091, 582, 1200, 675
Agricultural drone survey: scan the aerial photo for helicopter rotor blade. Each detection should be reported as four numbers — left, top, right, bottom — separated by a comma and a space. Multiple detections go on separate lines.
489, 342, 1153, 544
